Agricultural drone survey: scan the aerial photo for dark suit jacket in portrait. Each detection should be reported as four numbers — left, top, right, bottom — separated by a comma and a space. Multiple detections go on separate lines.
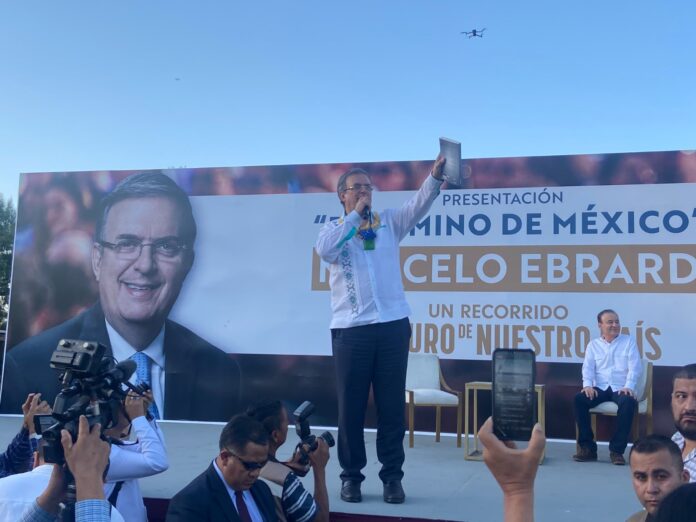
167, 463, 278, 522
0, 303, 242, 421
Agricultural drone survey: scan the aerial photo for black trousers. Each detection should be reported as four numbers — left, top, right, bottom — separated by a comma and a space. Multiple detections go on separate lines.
332, 317, 411, 483
574, 386, 637, 454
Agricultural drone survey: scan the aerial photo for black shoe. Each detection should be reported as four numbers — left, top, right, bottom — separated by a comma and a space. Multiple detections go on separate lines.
341, 481, 362, 503
383, 480, 405, 504
572, 446, 598, 462
610, 452, 626, 465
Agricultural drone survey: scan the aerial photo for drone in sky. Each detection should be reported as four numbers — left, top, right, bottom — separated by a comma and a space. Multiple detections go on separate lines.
461, 28, 486, 38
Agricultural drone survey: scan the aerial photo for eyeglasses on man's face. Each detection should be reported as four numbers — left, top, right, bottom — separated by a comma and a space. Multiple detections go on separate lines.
344, 183, 373, 193
224, 449, 267, 471
98, 236, 188, 261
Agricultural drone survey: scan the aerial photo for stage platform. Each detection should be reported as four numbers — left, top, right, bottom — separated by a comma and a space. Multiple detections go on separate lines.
0, 416, 643, 521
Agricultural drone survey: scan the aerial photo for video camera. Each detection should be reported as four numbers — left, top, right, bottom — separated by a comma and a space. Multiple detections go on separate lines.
293, 401, 335, 473
34, 339, 143, 464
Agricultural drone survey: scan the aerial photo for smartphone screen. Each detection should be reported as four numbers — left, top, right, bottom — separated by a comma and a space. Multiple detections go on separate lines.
492, 348, 536, 441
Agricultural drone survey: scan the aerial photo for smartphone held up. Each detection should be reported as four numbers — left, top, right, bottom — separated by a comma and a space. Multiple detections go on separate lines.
492, 348, 537, 441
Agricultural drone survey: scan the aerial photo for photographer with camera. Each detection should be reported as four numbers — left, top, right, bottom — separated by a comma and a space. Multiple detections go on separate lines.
25, 338, 166, 521
246, 400, 330, 522
102, 389, 169, 522
0, 393, 51, 479
19, 415, 125, 522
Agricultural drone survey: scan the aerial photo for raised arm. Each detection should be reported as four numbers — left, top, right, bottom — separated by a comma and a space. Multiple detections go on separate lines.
105, 416, 168, 481
0, 393, 50, 478
307, 438, 330, 522
392, 157, 445, 240
479, 417, 545, 522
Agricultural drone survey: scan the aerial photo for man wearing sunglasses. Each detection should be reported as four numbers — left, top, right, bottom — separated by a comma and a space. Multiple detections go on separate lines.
168, 414, 281, 521
1, 172, 241, 422
315, 156, 446, 504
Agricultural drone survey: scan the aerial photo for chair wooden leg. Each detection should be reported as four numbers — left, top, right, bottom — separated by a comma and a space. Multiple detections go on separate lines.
464, 387, 470, 458
575, 424, 579, 454
631, 406, 639, 441
456, 399, 462, 448
591, 414, 597, 441
408, 400, 415, 448
435, 406, 441, 442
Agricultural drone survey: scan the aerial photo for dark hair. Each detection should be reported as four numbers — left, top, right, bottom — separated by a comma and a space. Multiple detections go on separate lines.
336, 168, 370, 206
673, 364, 696, 384
629, 434, 684, 471
655, 483, 696, 522
246, 400, 285, 436
219, 414, 269, 453
597, 309, 618, 323
94, 172, 197, 245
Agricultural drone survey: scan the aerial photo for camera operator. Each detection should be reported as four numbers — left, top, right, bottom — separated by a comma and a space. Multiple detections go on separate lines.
19, 415, 125, 522
2, 390, 162, 521
246, 400, 330, 522
0, 393, 51, 479
103, 389, 168, 522
21, 339, 166, 521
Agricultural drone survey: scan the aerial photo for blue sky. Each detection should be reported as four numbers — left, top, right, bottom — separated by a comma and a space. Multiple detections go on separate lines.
1, 1, 694, 203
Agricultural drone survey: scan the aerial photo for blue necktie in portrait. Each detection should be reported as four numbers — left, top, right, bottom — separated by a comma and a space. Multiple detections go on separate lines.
130, 351, 161, 420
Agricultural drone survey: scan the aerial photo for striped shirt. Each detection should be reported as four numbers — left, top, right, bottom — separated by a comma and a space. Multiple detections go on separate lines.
281, 472, 317, 522
672, 432, 696, 483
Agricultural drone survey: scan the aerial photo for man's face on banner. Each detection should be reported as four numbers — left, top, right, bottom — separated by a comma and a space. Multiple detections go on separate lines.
92, 196, 194, 336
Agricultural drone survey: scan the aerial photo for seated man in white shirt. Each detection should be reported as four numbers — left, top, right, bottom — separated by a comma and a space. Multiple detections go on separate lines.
103, 390, 169, 522
573, 309, 642, 465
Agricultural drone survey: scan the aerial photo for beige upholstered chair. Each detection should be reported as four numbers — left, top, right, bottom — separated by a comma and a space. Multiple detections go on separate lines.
405, 352, 463, 448
588, 359, 653, 440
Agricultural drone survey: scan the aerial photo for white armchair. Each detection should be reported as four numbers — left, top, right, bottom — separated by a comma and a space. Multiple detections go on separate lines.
588, 359, 654, 440
405, 352, 463, 448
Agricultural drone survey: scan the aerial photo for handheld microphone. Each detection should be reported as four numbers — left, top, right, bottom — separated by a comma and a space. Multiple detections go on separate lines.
361, 206, 371, 220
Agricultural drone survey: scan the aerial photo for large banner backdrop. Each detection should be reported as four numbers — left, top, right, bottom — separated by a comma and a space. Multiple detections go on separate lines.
2, 150, 695, 436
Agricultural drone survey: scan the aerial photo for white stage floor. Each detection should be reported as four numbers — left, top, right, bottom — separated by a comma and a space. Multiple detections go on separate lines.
0, 416, 642, 522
